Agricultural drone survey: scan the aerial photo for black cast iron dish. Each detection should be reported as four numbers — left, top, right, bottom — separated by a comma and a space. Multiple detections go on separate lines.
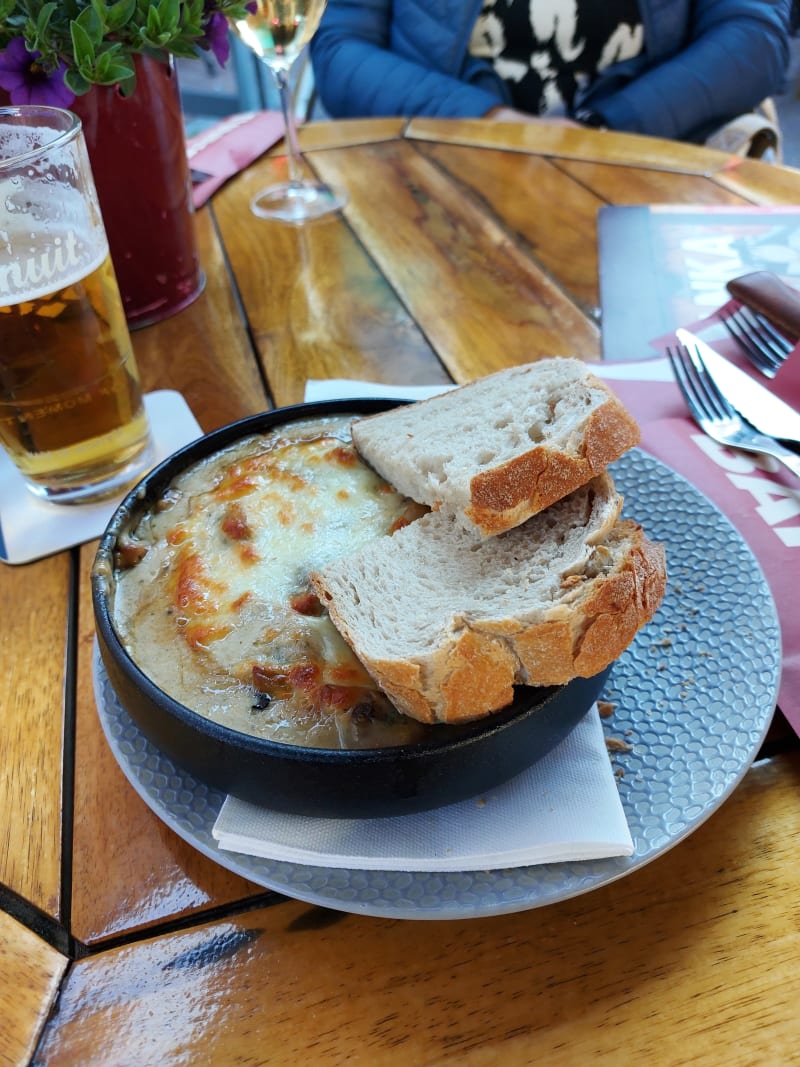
92, 399, 612, 819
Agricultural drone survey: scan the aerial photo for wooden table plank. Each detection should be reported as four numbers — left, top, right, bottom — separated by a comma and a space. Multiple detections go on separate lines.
68, 210, 277, 946
297, 117, 407, 153
312, 139, 601, 380
406, 118, 735, 177
0, 552, 69, 919
0, 909, 67, 1067
35, 753, 800, 1065
417, 142, 605, 311
711, 158, 800, 204
556, 158, 751, 208
213, 161, 450, 406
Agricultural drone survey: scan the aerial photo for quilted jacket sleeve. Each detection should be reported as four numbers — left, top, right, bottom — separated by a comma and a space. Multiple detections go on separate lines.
309, 0, 509, 119
582, 0, 792, 142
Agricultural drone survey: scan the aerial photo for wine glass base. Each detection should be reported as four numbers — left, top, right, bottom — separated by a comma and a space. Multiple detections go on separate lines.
250, 181, 346, 223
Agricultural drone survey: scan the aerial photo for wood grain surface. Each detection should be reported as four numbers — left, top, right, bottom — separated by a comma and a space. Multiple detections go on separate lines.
2, 119, 798, 1065
33, 754, 800, 1066
0, 553, 69, 919
313, 139, 602, 377
0, 910, 66, 1066
405, 117, 735, 176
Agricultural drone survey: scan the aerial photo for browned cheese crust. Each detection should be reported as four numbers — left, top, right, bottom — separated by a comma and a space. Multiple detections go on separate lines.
467, 389, 641, 535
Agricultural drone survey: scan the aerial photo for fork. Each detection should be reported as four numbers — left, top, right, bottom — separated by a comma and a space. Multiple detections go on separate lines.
667, 343, 800, 481
719, 303, 794, 378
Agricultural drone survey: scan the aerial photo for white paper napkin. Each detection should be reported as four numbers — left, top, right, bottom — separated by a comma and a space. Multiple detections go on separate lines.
212, 703, 633, 872
305, 378, 457, 402
0, 390, 202, 565
303, 362, 673, 404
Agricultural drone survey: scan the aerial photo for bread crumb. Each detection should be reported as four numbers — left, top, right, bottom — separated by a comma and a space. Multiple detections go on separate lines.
561, 574, 586, 588
614, 767, 625, 778
476, 796, 487, 808
597, 700, 616, 719
606, 737, 633, 753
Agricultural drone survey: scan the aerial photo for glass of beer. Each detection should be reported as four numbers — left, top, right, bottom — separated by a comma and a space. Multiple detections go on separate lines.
0, 105, 153, 505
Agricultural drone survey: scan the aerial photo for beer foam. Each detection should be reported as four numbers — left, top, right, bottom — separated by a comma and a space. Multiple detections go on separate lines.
0, 122, 49, 160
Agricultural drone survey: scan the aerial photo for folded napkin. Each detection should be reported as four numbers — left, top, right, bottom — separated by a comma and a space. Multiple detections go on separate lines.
305, 379, 454, 403
212, 703, 633, 872
187, 111, 286, 208
0, 391, 202, 565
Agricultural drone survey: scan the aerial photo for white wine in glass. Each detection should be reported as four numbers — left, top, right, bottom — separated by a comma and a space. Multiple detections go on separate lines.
230, 0, 346, 222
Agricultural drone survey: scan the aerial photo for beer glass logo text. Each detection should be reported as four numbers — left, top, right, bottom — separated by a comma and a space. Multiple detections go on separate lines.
0, 230, 85, 302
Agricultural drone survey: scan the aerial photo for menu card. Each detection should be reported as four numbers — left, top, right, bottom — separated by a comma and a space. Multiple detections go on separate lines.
598, 205, 800, 361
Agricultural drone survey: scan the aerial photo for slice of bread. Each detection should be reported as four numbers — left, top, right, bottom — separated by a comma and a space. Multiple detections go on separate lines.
351, 358, 640, 537
311, 474, 666, 725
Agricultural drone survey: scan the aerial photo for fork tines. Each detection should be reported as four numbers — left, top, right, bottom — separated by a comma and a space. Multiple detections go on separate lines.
720, 303, 794, 378
666, 343, 734, 426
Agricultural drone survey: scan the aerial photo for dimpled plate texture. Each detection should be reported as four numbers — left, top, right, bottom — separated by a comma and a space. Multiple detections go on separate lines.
93, 448, 781, 921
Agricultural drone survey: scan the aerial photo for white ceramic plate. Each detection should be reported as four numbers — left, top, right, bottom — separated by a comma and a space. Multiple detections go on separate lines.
94, 448, 781, 920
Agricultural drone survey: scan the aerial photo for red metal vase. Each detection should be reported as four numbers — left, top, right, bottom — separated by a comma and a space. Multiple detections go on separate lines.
73, 56, 205, 329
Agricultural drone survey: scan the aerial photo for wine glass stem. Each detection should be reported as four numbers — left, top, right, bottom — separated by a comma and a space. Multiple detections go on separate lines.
274, 66, 303, 187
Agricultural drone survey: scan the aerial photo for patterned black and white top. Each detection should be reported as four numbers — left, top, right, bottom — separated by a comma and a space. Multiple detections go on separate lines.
469, 0, 644, 116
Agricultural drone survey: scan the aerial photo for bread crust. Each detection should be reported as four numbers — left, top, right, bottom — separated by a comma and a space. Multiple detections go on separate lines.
315, 519, 667, 725
366, 630, 518, 726
351, 362, 641, 537
466, 392, 640, 534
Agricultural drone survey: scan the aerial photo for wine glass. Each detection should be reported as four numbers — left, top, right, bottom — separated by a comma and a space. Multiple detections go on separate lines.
230, 0, 346, 222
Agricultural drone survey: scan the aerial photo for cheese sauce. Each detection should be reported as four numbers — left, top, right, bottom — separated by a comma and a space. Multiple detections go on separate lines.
112, 415, 430, 748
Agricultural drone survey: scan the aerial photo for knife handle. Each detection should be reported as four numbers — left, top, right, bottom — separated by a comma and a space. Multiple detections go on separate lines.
726, 271, 800, 340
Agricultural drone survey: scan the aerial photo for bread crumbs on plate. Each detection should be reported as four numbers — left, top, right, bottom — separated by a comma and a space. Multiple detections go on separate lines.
606, 737, 633, 753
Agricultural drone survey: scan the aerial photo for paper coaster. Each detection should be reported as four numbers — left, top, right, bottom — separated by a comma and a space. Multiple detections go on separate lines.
0, 391, 202, 565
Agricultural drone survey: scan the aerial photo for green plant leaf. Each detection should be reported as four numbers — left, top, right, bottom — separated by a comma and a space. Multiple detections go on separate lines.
34, 2, 57, 38
69, 20, 96, 69
105, 0, 136, 32
158, 0, 181, 33
75, 4, 104, 46
64, 67, 92, 95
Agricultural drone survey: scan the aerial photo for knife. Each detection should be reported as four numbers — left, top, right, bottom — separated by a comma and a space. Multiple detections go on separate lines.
675, 327, 800, 444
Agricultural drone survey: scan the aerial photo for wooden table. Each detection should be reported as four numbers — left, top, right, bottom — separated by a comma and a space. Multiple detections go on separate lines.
3, 119, 799, 1066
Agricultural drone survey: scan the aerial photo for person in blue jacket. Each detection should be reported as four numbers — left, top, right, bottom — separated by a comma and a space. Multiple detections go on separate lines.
309, 0, 791, 144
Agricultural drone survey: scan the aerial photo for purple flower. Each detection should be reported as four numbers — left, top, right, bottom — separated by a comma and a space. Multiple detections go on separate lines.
0, 38, 75, 107
201, 11, 232, 66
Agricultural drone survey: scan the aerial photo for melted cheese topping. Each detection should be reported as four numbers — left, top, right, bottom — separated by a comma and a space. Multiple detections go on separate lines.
112, 415, 430, 749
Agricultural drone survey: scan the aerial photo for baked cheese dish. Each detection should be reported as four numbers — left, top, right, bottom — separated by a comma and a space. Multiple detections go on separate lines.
112, 415, 430, 749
